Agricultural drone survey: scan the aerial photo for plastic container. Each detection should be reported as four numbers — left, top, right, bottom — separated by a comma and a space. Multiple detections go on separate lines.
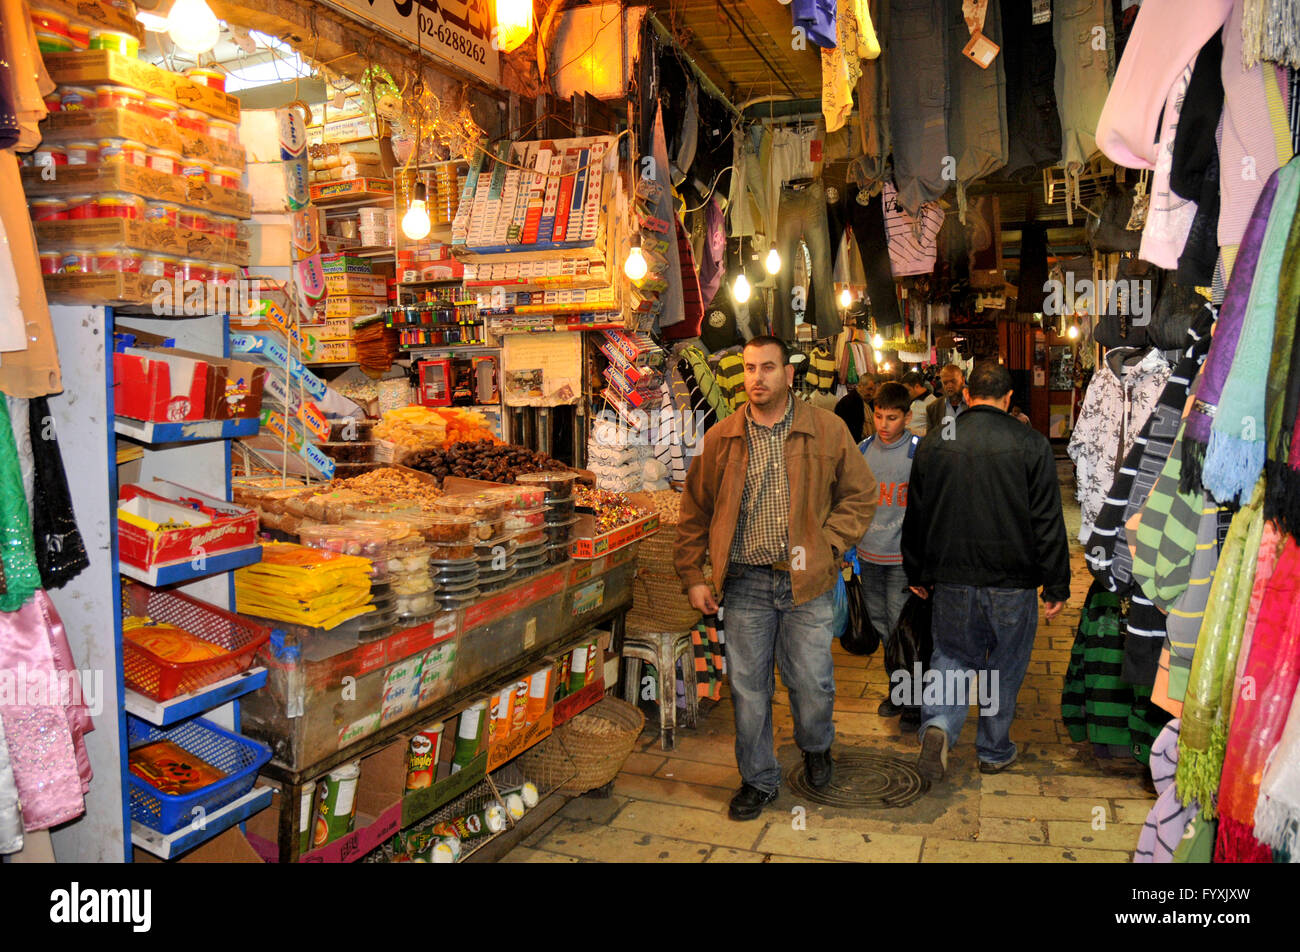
65, 141, 98, 165
394, 593, 436, 616
65, 194, 96, 219
410, 513, 475, 543
141, 255, 178, 278
127, 716, 271, 834
387, 540, 432, 574
94, 250, 142, 273
36, 31, 72, 53
177, 259, 213, 283
434, 492, 507, 521
59, 249, 95, 274
544, 542, 570, 564
59, 86, 96, 110
147, 149, 182, 176
544, 517, 580, 545
181, 158, 213, 183
504, 507, 546, 531
209, 214, 239, 240
433, 590, 479, 610
212, 165, 241, 189
517, 471, 578, 499
474, 537, 517, 562
67, 23, 89, 50
391, 571, 433, 596
121, 581, 272, 701
177, 109, 209, 136
213, 265, 238, 287
144, 96, 177, 122
185, 67, 226, 92
208, 119, 238, 146
177, 208, 210, 233
96, 192, 144, 220
99, 137, 147, 166
512, 527, 546, 547
29, 198, 68, 221
544, 498, 576, 521
33, 143, 66, 168
95, 85, 146, 111
90, 29, 140, 57
30, 9, 70, 36
42, 91, 62, 113
428, 545, 476, 565
39, 251, 61, 275
144, 201, 180, 226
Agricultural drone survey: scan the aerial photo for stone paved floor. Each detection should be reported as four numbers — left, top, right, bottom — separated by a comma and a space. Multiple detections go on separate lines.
501, 480, 1155, 863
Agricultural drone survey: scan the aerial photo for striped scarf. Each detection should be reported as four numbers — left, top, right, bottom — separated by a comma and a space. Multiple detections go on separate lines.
1182, 169, 1283, 489
1201, 160, 1300, 504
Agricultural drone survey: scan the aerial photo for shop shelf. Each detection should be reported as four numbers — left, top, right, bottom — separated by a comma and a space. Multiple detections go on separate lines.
118, 543, 262, 587
114, 415, 261, 443
130, 786, 273, 860
126, 715, 273, 835
124, 667, 268, 727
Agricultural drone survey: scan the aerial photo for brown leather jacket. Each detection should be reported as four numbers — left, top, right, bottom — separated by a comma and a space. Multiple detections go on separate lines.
675, 397, 877, 606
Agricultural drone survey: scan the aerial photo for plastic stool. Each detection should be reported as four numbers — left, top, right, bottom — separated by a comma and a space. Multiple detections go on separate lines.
620, 626, 698, 750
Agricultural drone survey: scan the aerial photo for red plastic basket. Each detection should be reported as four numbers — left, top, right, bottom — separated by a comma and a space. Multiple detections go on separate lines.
121, 580, 272, 702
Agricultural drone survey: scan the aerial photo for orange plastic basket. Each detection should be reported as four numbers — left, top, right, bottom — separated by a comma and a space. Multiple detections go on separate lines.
121, 580, 272, 702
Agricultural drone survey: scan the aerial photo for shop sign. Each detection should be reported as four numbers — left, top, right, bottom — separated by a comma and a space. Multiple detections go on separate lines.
326, 0, 499, 85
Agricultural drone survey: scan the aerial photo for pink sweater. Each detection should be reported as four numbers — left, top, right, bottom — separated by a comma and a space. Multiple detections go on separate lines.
1095, 0, 1234, 170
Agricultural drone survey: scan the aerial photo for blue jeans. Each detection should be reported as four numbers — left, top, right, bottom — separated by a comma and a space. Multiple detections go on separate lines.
859, 561, 909, 652
918, 583, 1038, 765
723, 564, 836, 792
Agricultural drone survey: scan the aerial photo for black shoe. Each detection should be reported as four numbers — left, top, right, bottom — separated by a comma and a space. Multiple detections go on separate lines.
899, 707, 923, 728
978, 750, 1018, 774
728, 783, 778, 821
917, 727, 949, 783
803, 748, 833, 789
877, 697, 902, 717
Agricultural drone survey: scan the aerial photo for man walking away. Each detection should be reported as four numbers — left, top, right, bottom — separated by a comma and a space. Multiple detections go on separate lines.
675, 336, 877, 820
925, 364, 969, 434
901, 371, 937, 436
901, 362, 1070, 782
856, 382, 920, 717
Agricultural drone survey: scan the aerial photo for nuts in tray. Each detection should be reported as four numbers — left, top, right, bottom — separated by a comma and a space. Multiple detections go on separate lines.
332, 467, 444, 507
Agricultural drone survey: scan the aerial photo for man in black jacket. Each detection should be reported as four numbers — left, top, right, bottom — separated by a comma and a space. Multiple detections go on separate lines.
901, 362, 1070, 782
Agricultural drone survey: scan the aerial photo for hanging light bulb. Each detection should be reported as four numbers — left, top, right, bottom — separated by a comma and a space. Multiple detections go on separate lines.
873, 349, 883, 364
494, 0, 535, 53
167, 0, 221, 54
872, 333, 884, 350
401, 196, 431, 241
623, 239, 648, 282
838, 287, 852, 308
733, 272, 752, 304
1067, 322, 1080, 341
764, 246, 781, 275
882, 362, 892, 372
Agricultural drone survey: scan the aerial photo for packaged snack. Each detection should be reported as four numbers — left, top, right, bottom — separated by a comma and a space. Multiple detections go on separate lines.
503, 507, 546, 530
99, 137, 147, 166
95, 85, 145, 111
180, 158, 213, 183
128, 740, 225, 796
122, 616, 228, 662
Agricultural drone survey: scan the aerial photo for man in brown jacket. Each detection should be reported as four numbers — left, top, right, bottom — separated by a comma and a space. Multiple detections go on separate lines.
675, 336, 877, 820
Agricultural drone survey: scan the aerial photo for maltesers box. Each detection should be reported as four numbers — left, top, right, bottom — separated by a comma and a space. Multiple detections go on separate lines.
118, 480, 258, 572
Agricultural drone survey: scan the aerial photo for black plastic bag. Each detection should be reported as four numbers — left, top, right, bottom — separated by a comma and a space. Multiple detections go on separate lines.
840, 571, 880, 656
884, 594, 933, 714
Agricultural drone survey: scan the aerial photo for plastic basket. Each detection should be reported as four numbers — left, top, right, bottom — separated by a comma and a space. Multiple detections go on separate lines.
121, 580, 272, 701
126, 715, 272, 834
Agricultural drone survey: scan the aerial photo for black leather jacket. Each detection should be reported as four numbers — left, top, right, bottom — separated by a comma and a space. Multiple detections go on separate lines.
901, 405, 1071, 602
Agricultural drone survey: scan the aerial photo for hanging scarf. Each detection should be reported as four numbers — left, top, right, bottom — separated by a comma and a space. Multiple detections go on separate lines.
1263, 183, 1300, 537
1183, 169, 1283, 490
0, 398, 39, 612
1229, 521, 1288, 726
1176, 479, 1267, 813
1214, 536, 1300, 862
1254, 680, 1300, 859
1241, 0, 1300, 69
1202, 160, 1300, 504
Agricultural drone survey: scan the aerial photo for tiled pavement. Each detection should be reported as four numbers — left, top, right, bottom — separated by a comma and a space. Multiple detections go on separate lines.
501, 481, 1154, 863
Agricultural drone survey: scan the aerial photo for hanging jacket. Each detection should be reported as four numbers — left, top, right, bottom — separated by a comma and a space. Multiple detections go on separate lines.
681, 346, 731, 420
1068, 347, 1173, 544
805, 346, 837, 392
713, 351, 747, 411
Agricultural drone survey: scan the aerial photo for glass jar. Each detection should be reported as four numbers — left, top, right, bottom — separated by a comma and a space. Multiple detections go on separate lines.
94, 249, 142, 273
95, 192, 144, 219
144, 201, 179, 226
64, 141, 98, 165
65, 194, 96, 220
59, 249, 95, 274
146, 149, 182, 176
58, 86, 95, 110
28, 198, 68, 221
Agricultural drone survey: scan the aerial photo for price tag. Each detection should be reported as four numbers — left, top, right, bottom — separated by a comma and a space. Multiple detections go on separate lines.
1032, 0, 1051, 25
962, 30, 1001, 69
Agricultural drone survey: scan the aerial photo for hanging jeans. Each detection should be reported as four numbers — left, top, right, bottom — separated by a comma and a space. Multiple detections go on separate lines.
1054, 0, 1114, 168
773, 181, 842, 340
846, 184, 903, 328
888, 0, 949, 214
998, 0, 1061, 177
947, 0, 1008, 192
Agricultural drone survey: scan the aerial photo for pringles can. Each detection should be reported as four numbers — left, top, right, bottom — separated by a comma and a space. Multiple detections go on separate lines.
568, 645, 589, 693
405, 723, 443, 790
313, 761, 360, 847
510, 680, 530, 734
450, 701, 486, 773
525, 667, 552, 724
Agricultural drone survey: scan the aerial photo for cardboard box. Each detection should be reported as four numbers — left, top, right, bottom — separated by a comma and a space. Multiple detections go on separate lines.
39, 0, 142, 36
323, 273, 387, 296
21, 163, 252, 219
320, 295, 386, 318
113, 346, 208, 420
569, 510, 660, 559
44, 50, 240, 123
312, 339, 357, 363
40, 106, 181, 153
318, 316, 359, 339
118, 481, 258, 571
321, 254, 373, 275
34, 219, 249, 266
135, 826, 264, 864
44, 271, 158, 305
309, 177, 393, 204
178, 126, 245, 171
309, 114, 385, 144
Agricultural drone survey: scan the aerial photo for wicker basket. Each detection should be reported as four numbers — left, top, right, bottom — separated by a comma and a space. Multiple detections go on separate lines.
628, 570, 702, 631
520, 697, 645, 794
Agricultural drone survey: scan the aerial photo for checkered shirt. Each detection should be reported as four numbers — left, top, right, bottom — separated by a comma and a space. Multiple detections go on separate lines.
729, 397, 793, 565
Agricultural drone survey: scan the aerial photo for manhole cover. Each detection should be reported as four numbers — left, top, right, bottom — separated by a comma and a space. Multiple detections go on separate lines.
787, 751, 930, 808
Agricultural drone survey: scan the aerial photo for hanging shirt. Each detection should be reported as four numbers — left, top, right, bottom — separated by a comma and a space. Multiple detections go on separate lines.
792, 0, 840, 48
883, 182, 944, 277
822, 0, 882, 132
